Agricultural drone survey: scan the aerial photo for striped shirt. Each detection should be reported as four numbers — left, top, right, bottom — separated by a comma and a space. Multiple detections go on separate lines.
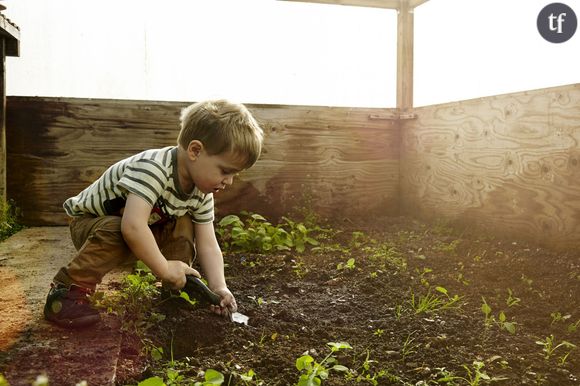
63, 146, 214, 224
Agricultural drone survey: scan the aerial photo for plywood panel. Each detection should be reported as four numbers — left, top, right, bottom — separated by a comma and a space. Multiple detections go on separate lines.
401, 84, 580, 249
6, 97, 400, 225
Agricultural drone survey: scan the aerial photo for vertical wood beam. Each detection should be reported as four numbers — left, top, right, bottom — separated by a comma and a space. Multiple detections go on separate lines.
0, 38, 5, 201
397, 0, 414, 110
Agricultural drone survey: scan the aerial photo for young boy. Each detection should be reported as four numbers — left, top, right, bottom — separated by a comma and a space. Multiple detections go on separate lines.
44, 99, 264, 328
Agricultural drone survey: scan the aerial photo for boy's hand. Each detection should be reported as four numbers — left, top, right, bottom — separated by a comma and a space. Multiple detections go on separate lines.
162, 260, 200, 290
210, 287, 238, 317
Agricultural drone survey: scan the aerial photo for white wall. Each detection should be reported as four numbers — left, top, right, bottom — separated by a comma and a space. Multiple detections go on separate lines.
414, 0, 579, 106
3, 0, 579, 107
4, 0, 395, 107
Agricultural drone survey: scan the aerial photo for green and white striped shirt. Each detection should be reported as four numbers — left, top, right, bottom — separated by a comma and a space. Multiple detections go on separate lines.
63, 146, 214, 224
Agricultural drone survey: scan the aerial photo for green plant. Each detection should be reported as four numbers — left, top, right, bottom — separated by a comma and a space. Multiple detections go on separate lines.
394, 304, 403, 321
433, 239, 460, 255
216, 212, 321, 253
337, 257, 356, 271
401, 332, 419, 359
567, 319, 580, 333
505, 288, 520, 307
409, 286, 462, 314
535, 335, 576, 362
550, 312, 571, 325
0, 199, 24, 242
295, 342, 351, 386
92, 262, 165, 335
346, 350, 397, 385
435, 360, 506, 385
480, 297, 516, 334
481, 297, 493, 328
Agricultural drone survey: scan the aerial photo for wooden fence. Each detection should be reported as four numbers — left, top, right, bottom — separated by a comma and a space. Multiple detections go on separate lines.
400, 84, 580, 250
6, 98, 400, 225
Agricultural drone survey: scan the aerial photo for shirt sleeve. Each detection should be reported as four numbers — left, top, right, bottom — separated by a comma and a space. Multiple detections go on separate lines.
117, 159, 167, 207
190, 193, 215, 223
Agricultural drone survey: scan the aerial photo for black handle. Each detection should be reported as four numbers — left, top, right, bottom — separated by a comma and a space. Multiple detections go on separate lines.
184, 275, 221, 306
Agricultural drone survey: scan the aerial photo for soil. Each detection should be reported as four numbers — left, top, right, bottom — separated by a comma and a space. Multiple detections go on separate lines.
114, 216, 580, 386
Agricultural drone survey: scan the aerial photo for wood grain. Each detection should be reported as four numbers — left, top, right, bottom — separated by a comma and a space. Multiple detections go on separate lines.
6, 98, 400, 225
401, 84, 580, 250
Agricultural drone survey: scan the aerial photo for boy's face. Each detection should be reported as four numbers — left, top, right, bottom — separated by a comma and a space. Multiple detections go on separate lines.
184, 141, 245, 195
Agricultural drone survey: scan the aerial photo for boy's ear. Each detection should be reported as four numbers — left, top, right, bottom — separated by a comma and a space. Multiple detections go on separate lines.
187, 140, 204, 160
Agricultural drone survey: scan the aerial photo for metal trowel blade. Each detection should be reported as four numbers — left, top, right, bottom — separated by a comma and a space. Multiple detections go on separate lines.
230, 312, 249, 325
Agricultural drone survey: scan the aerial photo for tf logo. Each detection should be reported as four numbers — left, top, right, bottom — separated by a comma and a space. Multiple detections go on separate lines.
537, 2, 577, 43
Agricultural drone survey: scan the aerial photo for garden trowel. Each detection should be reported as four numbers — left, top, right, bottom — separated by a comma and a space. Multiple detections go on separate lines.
184, 275, 249, 325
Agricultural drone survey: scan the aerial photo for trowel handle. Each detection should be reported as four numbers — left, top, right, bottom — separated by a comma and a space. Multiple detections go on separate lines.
185, 275, 222, 305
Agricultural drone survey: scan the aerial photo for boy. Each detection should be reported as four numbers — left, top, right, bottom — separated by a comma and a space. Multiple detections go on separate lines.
44, 99, 264, 328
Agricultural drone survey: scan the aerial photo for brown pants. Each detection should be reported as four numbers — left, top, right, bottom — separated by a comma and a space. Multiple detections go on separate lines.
54, 214, 196, 290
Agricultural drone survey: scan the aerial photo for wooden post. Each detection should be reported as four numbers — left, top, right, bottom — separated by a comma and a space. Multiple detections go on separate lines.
0, 37, 5, 201
397, 0, 414, 111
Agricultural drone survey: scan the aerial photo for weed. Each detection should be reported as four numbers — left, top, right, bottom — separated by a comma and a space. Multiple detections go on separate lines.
394, 304, 403, 321
295, 342, 351, 386
480, 297, 516, 334
291, 257, 310, 278
0, 199, 24, 242
337, 257, 356, 271
567, 319, 580, 333
346, 350, 398, 385
505, 288, 520, 307
93, 262, 164, 335
550, 312, 571, 325
433, 239, 460, 255
401, 332, 419, 359
435, 360, 506, 385
481, 297, 494, 328
365, 242, 407, 271
373, 329, 384, 337
535, 335, 576, 362
409, 286, 462, 314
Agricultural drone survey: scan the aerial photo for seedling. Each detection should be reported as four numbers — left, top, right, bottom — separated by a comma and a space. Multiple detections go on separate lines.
568, 319, 580, 333
216, 212, 321, 253
337, 257, 356, 270
409, 286, 462, 314
550, 312, 571, 325
435, 360, 506, 385
505, 288, 520, 307
480, 297, 516, 334
295, 342, 352, 386
401, 332, 419, 359
535, 335, 576, 362
373, 329, 384, 337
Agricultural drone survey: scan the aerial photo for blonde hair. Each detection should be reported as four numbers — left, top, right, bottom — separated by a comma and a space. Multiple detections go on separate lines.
178, 100, 264, 169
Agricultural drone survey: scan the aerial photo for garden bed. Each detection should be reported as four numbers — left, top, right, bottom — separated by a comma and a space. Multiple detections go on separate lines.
116, 215, 579, 385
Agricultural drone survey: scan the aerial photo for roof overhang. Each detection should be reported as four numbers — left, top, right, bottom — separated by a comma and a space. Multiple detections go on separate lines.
279, 0, 430, 10
0, 13, 20, 57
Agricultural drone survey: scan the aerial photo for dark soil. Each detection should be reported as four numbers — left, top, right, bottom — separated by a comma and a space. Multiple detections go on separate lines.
116, 216, 580, 385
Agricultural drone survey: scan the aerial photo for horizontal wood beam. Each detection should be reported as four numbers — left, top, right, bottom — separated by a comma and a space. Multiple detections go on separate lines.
409, 0, 429, 9
279, 0, 401, 10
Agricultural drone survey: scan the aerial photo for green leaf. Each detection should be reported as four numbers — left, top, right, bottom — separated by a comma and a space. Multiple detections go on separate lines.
138, 376, 166, 386
498, 311, 506, 322
503, 322, 516, 334
250, 213, 267, 221
435, 286, 448, 295
296, 355, 314, 370
332, 364, 349, 372
204, 369, 225, 384
327, 342, 352, 352
218, 215, 241, 227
